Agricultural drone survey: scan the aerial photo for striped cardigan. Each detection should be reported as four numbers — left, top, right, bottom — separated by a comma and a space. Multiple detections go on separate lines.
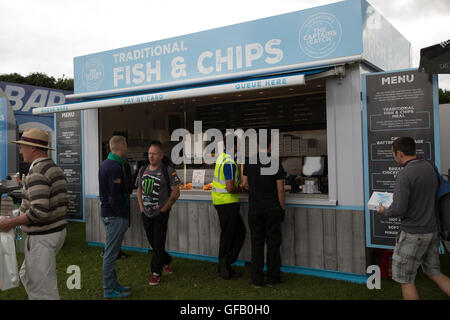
20, 157, 68, 235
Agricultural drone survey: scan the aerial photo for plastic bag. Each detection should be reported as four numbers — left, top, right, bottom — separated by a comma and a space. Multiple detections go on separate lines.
0, 218, 19, 291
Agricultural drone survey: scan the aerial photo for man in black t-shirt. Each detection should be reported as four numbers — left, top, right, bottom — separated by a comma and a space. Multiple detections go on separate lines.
242, 139, 286, 288
137, 141, 180, 286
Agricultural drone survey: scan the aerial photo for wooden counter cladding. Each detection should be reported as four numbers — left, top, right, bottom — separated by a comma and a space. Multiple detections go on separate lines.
85, 198, 367, 275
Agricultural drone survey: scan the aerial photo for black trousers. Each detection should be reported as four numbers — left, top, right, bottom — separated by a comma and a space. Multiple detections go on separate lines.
248, 202, 282, 284
142, 212, 172, 275
214, 202, 246, 266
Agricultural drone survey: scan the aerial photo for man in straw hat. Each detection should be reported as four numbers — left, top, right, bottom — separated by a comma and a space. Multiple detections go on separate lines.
0, 128, 68, 300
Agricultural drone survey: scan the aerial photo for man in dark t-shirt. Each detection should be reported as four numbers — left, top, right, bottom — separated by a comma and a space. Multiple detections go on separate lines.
137, 141, 180, 286
242, 139, 286, 288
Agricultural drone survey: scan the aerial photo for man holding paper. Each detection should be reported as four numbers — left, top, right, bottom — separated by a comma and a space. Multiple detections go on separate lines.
377, 137, 450, 300
0, 129, 68, 300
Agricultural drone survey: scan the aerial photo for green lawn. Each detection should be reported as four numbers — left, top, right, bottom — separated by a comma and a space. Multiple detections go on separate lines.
1, 222, 449, 300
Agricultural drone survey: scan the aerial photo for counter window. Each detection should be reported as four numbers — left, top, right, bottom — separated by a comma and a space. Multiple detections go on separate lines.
98, 77, 330, 203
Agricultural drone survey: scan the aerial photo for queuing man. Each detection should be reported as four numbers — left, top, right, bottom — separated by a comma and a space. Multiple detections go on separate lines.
137, 140, 180, 286
99, 135, 132, 299
212, 133, 246, 280
377, 137, 450, 300
0, 129, 68, 300
241, 135, 286, 288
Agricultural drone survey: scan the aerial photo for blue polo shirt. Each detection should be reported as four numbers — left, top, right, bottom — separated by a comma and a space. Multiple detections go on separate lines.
222, 151, 237, 181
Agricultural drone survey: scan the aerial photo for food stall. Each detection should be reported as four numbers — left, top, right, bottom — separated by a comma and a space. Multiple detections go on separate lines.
34, 0, 412, 282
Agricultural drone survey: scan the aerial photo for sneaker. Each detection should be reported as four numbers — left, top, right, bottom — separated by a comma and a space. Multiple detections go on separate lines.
100, 249, 104, 258
104, 290, 131, 299
149, 273, 160, 286
163, 264, 173, 275
116, 285, 132, 292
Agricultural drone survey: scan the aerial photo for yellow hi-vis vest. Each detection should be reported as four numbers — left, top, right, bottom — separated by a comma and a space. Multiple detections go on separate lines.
211, 152, 239, 205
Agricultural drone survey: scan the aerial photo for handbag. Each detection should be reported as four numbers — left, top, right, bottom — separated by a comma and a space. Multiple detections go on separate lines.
0, 221, 20, 291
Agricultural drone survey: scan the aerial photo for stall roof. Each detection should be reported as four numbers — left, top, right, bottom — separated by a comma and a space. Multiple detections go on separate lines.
33, 67, 337, 114
69, 0, 410, 101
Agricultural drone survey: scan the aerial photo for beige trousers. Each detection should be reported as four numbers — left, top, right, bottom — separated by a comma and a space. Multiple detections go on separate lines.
20, 229, 66, 300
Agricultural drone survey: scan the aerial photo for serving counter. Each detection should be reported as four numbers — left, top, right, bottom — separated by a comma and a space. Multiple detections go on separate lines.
85, 190, 365, 276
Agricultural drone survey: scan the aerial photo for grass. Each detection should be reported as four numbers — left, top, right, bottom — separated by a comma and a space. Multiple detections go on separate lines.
1, 222, 449, 300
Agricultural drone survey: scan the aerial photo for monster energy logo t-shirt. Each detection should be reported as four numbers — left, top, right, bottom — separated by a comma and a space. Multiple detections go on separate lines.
138, 165, 180, 218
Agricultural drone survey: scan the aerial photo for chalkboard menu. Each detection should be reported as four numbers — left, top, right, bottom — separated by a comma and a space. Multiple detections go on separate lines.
196, 93, 326, 132
363, 70, 436, 248
56, 111, 83, 220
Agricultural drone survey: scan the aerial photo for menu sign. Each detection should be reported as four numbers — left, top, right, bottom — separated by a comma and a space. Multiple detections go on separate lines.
56, 111, 83, 220
364, 70, 435, 247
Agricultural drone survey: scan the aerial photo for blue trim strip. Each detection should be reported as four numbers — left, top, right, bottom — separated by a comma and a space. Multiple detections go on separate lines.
85, 194, 364, 211
433, 74, 441, 172
80, 110, 86, 222
362, 73, 371, 248
87, 241, 366, 284
280, 265, 367, 284
286, 204, 364, 211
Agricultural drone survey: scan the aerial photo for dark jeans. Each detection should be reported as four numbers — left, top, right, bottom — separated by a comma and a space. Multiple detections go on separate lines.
142, 212, 172, 275
248, 202, 282, 284
214, 203, 246, 266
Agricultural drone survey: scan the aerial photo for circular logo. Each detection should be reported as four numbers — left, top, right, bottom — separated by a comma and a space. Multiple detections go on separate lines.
299, 13, 342, 59
82, 58, 104, 91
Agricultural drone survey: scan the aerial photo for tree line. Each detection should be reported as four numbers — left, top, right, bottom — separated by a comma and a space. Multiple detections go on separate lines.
440, 89, 450, 104
0, 72, 74, 91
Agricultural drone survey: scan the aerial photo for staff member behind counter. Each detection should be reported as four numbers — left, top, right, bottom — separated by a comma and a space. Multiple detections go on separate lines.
241, 136, 286, 288
212, 134, 246, 280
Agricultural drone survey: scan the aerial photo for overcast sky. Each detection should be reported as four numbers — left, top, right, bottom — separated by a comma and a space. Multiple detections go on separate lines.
1, 0, 449, 90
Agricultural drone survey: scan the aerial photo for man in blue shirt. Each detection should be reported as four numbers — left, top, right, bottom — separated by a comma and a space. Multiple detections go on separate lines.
98, 135, 132, 299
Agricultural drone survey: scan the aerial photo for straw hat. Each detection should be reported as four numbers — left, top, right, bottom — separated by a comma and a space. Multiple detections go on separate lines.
11, 128, 54, 150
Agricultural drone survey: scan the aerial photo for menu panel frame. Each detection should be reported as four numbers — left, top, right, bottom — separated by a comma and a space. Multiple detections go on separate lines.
363, 69, 440, 248
55, 110, 84, 221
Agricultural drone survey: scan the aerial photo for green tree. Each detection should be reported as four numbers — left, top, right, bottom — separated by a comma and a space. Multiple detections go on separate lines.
0, 72, 26, 84
25, 72, 56, 88
54, 75, 74, 91
0, 72, 74, 91
440, 89, 450, 104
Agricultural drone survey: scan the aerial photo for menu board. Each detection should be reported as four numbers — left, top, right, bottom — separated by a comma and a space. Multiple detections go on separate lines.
196, 93, 326, 131
56, 111, 83, 220
364, 70, 436, 248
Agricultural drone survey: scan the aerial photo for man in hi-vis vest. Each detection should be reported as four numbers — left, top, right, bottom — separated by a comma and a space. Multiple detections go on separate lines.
212, 133, 246, 280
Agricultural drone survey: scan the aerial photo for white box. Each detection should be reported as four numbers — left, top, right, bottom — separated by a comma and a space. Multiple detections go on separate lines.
368, 192, 393, 211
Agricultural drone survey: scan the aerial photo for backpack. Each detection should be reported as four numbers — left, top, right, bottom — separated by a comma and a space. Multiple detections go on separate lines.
429, 162, 450, 241
138, 157, 173, 197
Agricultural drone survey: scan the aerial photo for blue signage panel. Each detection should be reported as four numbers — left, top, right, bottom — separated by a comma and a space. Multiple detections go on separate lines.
74, 0, 366, 94
361, 0, 411, 71
0, 97, 8, 179
0, 81, 72, 131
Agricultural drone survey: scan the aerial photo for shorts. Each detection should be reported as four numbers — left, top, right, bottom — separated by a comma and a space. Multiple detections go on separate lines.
392, 231, 441, 284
